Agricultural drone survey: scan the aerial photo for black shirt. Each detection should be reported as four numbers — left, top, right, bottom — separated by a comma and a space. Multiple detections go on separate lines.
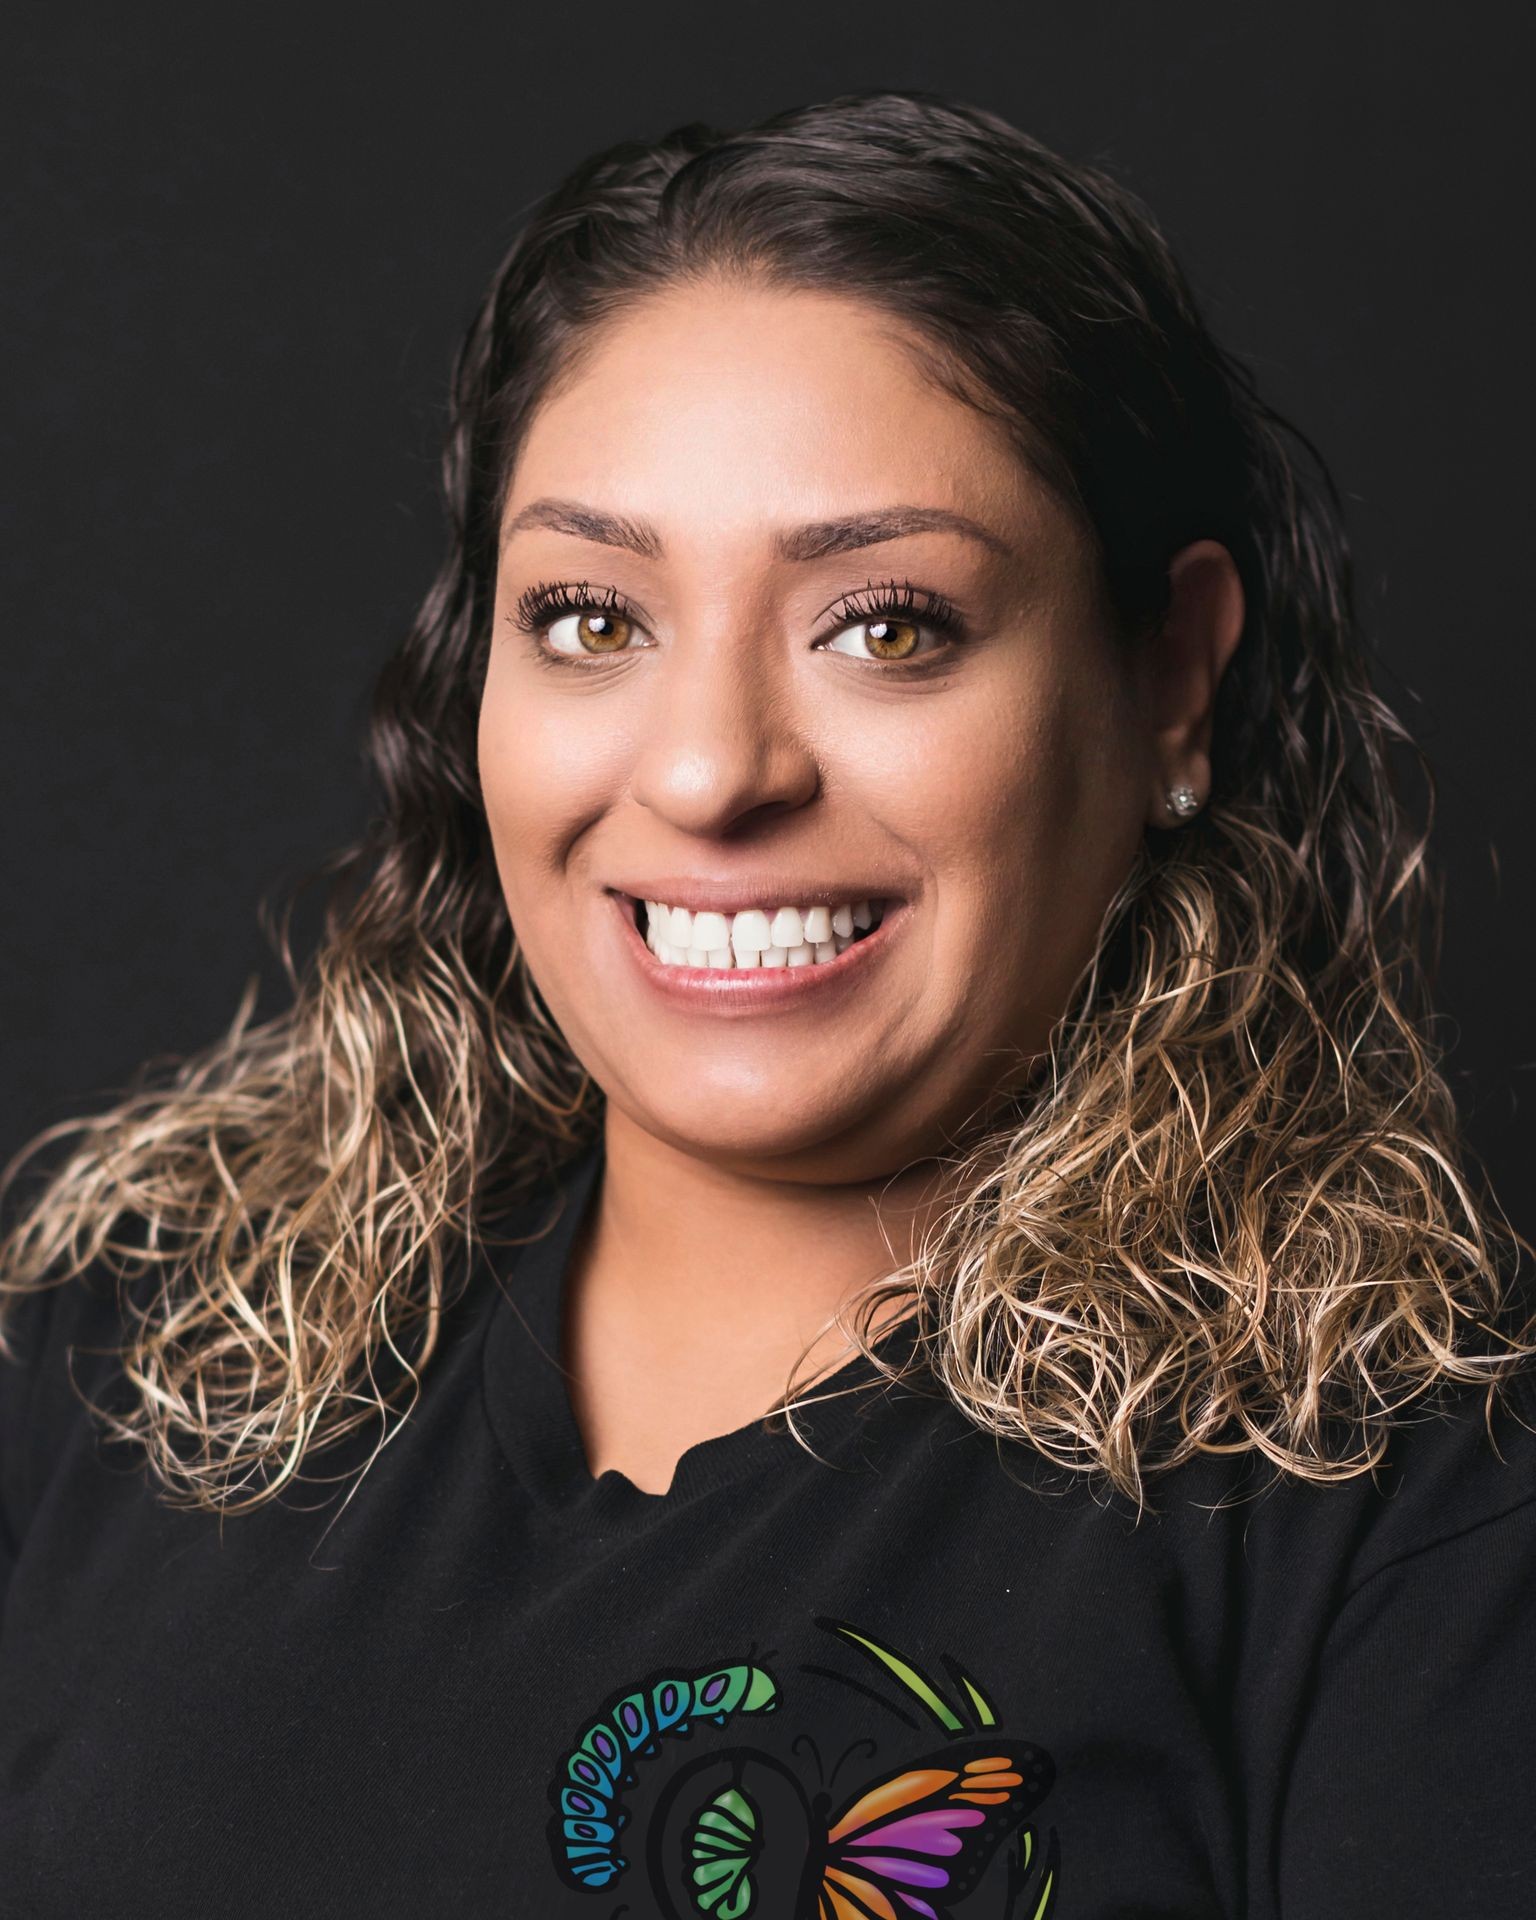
3, 1139, 1535, 1918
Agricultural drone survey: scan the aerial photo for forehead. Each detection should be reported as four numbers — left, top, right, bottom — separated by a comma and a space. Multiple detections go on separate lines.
502, 279, 1050, 553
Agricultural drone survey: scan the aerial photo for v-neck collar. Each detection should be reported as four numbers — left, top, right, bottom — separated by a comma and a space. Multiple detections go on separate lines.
479, 1139, 928, 1533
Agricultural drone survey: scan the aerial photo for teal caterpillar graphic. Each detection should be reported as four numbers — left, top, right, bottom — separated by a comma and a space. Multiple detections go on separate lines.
552, 1661, 781, 1891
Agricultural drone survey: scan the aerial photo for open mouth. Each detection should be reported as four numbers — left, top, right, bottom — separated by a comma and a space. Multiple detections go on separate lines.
627, 895, 890, 971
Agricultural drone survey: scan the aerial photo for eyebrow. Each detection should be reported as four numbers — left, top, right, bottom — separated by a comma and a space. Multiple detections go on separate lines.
500, 497, 1015, 561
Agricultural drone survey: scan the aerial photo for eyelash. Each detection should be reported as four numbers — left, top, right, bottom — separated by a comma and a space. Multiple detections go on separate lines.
508, 576, 966, 669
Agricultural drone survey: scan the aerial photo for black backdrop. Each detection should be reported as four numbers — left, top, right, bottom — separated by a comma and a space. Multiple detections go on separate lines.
5, 4, 1532, 1237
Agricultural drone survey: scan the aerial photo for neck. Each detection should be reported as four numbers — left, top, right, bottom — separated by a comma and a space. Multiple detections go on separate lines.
575, 1104, 955, 1378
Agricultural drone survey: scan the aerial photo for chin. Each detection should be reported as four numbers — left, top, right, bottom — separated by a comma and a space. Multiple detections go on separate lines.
618, 1101, 887, 1177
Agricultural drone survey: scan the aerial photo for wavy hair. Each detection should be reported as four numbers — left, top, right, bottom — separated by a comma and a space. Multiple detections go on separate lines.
3, 88, 1531, 1519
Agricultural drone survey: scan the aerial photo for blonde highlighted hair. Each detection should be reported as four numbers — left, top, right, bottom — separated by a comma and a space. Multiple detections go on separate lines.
4, 89, 1531, 1519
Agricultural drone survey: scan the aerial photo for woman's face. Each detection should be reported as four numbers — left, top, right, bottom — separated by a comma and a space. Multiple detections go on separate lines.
480, 279, 1153, 1183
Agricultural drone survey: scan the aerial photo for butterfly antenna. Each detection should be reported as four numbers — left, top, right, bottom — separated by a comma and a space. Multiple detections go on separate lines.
790, 1730, 828, 1786
825, 1735, 878, 1798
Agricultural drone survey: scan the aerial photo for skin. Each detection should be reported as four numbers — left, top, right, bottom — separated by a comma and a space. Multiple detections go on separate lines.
479, 277, 1244, 1492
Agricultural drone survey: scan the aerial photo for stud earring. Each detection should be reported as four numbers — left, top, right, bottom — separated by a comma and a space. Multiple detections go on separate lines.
1165, 784, 1202, 821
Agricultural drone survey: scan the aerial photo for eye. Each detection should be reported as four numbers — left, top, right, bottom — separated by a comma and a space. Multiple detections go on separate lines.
511, 579, 655, 662
545, 608, 647, 655
822, 615, 941, 662
815, 580, 964, 664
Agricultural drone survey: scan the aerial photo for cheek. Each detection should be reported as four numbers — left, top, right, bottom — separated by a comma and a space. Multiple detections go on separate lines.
875, 660, 1139, 1021
878, 664, 1109, 880
476, 652, 626, 912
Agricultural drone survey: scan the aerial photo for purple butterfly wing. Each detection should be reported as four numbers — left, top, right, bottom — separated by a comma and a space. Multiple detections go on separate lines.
816, 1737, 1055, 1918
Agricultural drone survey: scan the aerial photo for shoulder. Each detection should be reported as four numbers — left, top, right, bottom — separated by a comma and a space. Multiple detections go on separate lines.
1046, 1365, 1536, 1640
1261, 1372, 1536, 1915
1336, 1367, 1536, 1595
0, 1260, 133, 1550
1180, 1365, 1536, 1617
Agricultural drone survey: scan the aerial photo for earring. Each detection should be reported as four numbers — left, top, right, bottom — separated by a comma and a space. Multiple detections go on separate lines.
1165, 784, 1202, 821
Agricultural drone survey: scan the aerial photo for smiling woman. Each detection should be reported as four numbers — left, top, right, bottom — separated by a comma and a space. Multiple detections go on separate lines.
3, 88, 1535, 1920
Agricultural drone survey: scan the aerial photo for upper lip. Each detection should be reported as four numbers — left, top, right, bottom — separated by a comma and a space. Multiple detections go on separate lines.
608, 878, 903, 914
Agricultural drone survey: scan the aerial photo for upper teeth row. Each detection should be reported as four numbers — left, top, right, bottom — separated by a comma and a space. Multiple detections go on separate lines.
643, 898, 880, 969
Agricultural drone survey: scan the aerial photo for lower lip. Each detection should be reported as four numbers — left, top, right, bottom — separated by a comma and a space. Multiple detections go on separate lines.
608, 892, 906, 1013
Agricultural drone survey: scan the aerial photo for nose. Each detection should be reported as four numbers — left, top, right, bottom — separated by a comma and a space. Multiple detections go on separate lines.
627, 631, 820, 837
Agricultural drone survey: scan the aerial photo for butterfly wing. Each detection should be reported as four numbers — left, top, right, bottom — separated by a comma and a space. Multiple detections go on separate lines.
814, 1737, 1054, 1920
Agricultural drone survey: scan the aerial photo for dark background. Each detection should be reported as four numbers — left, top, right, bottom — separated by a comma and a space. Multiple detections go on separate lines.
5, 4, 1532, 1235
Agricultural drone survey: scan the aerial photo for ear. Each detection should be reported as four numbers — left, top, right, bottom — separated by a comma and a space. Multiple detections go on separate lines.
1132, 539, 1245, 828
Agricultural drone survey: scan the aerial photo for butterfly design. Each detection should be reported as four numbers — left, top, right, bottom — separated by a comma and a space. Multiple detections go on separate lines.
548, 1615, 1060, 1919
687, 1733, 1057, 1919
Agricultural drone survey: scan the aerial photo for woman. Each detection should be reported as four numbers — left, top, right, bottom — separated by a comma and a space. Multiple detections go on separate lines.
2, 87, 1532, 1919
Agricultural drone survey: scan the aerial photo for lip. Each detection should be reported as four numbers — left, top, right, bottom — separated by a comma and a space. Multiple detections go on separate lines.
606, 876, 901, 916
607, 889, 908, 1013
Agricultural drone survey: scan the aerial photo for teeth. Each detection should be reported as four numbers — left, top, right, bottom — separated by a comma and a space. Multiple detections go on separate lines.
730, 909, 773, 957
769, 906, 803, 948
639, 895, 889, 970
